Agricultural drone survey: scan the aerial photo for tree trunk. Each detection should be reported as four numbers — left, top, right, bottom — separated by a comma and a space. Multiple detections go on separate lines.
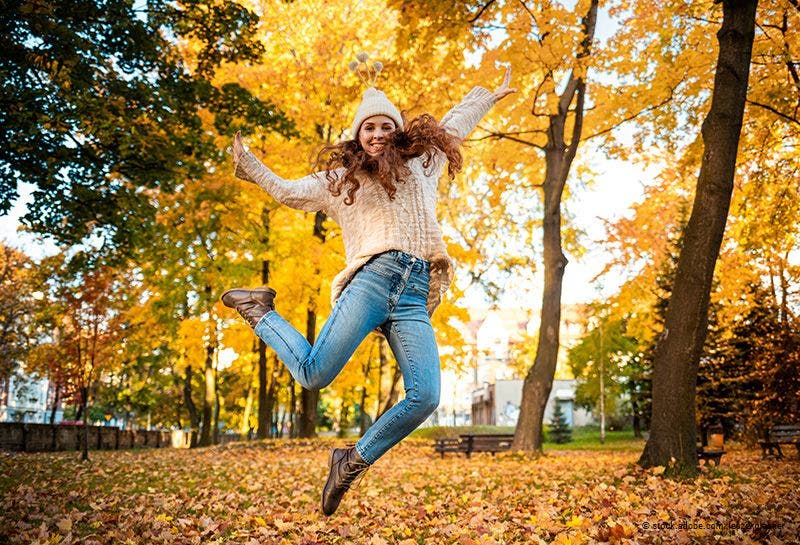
638, 0, 757, 475
338, 402, 350, 438
212, 364, 220, 445
240, 360, 255, 437
257, 336, 270, 438
514, 0, 597, 453
632, 400, 642, 439
264, 353, 279, 438
299, 210, 328, 438
289, 379, 297, 438
299, 306, 320, 438
199, 338, 216, 447
49, 383, 60, 424
257, 234, 272, 439
183, 363, 199, 448
81, 385, 89, 461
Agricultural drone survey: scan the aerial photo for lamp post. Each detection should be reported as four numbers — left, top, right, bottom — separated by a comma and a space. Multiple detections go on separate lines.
599, 320, 605, 445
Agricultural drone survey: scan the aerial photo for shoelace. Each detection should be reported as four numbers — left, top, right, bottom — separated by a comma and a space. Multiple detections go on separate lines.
340, 462, 370, 491
237, 301, 265, 324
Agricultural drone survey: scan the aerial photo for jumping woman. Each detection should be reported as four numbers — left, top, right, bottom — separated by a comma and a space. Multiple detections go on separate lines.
223, 56, 516, 515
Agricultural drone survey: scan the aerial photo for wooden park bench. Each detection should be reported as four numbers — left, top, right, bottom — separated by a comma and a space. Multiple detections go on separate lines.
696, 443, 725, 466
758, 424, 800, 460
433, 433, 514, 458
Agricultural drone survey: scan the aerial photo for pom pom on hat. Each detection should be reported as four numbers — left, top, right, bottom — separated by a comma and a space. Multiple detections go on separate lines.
348, 52, 402, 136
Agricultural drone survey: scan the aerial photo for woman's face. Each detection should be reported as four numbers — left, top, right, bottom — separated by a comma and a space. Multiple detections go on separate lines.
358, 115, 396, 156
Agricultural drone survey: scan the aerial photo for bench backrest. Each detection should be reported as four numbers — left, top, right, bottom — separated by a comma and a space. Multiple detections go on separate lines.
459, 434, 514, 451
769, 425, 800, 440
458, 434, 515, 439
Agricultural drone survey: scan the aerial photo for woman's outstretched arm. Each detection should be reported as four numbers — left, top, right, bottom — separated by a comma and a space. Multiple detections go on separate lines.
426, 66, 516, 179
439, 66, 517, 139
232, 131, 332, 213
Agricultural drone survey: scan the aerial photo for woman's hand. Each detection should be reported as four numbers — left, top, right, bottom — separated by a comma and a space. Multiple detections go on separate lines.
492, 66, 517, 102
232, 130, 246, 163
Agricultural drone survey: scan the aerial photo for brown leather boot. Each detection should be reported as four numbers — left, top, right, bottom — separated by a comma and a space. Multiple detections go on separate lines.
220, 287, 276, 328
321, 446, 370, 516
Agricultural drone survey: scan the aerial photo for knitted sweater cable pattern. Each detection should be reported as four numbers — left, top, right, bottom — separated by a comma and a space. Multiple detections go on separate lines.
234, 86, 497, 316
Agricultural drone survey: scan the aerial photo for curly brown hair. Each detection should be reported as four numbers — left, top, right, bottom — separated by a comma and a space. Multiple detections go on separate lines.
315, 113, 463, 205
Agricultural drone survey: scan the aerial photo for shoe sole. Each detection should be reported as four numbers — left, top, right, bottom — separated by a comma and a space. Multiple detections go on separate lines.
221, 287, 276, 308
322, 447, 347, 516
322, 448, 335, 515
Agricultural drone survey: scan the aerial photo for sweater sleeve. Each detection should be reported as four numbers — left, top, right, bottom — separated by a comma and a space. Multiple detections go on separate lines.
234, 151, 331, 213
426, 86, 497, 180
439, 86, 497, 139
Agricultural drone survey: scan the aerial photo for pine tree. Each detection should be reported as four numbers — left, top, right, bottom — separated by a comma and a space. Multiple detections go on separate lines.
697, 283, 800, 440
549, 402, 572, 444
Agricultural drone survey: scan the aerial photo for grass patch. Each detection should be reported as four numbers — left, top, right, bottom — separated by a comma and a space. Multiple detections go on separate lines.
546, 427, 646, 451
410, 425, 646, 451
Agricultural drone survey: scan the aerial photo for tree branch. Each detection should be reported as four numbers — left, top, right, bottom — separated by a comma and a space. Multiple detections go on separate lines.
468, 0, 496, 23
562, 79, 586, 186
584, 88, 676, 141
746, 99, 800, 126
467, 130, 545, 150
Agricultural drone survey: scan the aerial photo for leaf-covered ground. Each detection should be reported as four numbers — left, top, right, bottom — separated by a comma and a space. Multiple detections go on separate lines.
1, 439, 798, 544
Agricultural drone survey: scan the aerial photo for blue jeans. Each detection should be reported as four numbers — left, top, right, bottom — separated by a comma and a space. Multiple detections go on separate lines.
253, 250, 441, 464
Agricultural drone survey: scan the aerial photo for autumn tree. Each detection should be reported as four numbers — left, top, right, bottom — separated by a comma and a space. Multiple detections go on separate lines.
505, 0, 600, 452
598, 2, 797, 453
0, 243, 38, 380
30, 257, 127, 460
638, 0, 758, 474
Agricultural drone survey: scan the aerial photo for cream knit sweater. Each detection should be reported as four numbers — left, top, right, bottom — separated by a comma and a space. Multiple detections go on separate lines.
234, 86, 496, 316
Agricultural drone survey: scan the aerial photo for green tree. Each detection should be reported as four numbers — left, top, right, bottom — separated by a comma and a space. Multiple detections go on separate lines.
567, 311, 639, 430
0, 0, 293, 260
696, 289, 760, 441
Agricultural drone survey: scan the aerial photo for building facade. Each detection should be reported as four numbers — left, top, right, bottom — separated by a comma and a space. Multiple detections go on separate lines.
471, 379, 594, 428
0, 371, 63, 423
431, 305, 594, 428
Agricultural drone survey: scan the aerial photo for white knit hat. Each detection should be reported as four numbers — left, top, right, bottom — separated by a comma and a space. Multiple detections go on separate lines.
351, 87, 404, 137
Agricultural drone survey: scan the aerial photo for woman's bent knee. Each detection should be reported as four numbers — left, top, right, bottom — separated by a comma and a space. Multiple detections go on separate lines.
410, 389, 440, 417
297, 361, 333, 391
299, 372, 331, 391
